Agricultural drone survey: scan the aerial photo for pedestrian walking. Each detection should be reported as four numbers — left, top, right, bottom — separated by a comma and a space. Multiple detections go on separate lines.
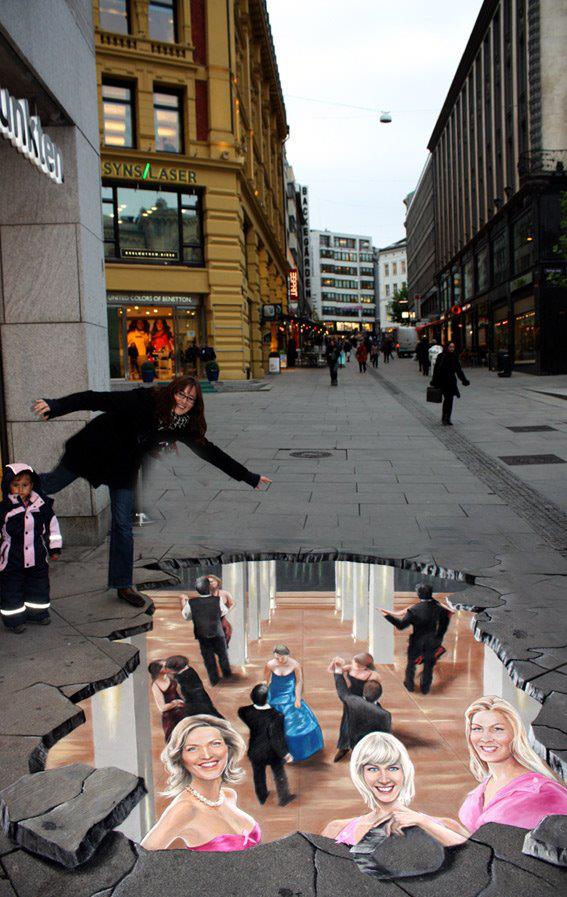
415, 337, 430, 375
355, 342, 368, 373
382, 338, 394, 364
343, 338, 352, 362
430, 342, 470, 425
380, 583, 452, 695
0, 463, 62, 634
32, 378, 271, 609
326, 338, 340, 386
369, 342, 379, 368
184, 575, 232, 686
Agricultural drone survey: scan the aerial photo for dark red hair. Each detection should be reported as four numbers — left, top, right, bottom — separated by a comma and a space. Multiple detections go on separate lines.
151, 376, 207, 439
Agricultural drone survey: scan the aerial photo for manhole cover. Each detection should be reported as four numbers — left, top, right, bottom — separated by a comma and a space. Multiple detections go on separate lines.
290, 450, 332, 459
499, 454, 566, 466
506, 425, 557, 433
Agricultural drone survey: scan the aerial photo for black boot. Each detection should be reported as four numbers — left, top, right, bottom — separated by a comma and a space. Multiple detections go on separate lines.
117, 587, 148, 608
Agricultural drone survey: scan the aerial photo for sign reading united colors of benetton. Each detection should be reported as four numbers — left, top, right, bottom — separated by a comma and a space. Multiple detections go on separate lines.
0, 88, 64, 184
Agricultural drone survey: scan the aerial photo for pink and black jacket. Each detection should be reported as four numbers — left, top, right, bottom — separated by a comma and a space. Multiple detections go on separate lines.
0, 464, 62, 573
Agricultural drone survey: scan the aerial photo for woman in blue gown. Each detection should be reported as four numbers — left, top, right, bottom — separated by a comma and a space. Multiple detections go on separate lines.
265, 644, 324, 761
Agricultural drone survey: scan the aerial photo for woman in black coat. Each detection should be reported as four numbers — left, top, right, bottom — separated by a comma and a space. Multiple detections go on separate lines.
430, 343, 470, 425
32, 377, 271, 607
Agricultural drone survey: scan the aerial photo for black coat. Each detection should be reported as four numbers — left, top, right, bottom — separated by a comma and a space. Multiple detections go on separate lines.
431, 352, 469, 398
385, 599, 451, 659
187, 595, 225, 640
334, 674, 392, 748
237, 705, 288, 763
43, 389, 260, 489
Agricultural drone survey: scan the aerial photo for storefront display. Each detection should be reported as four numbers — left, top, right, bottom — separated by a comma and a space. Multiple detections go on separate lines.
492, 304, 510, 352
107, 293, 203, 381
513, 297, 536, 364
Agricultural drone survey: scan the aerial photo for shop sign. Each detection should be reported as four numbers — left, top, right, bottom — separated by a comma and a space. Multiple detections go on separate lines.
509, 271, 533, 293
288, 268, 299, 300
107, 292, 199, 307
102, 160, 197, 184
121, 248, 177, 260
0, 87, 64, 184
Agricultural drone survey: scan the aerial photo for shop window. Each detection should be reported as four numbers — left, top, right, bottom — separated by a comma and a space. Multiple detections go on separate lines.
99, 0, 129, 33
492, 229, 508, 284
107, 307, 126, 378
149, 0, 177, 43
475, 245, 490, 293
514, 305, 536, 362
102, 81, 135, 148
154, 90, 183, 153
102, 185, 204, 265
463, 258, 474, 300
493, 306, 509, 351
513, 212, 534, 275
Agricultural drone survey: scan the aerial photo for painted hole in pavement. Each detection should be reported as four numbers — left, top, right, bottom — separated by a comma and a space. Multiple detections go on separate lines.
505, 426, 558, 433
499, 454, 566, 466
45, 559, 542, 860
289, 450, 332, 459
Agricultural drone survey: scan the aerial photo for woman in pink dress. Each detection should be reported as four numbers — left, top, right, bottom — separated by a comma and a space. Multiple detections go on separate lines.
459, 695, 567, 833
141, 715, 261, 852
322, 732, 465, 847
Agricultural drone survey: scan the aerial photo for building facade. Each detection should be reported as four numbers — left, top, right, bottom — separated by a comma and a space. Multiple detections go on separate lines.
309, 230, 376, 332
376, 239, 407, 327
425, 0, 567, 373
405, 156, 437, 322
0, 0, 109, 542
95, 0, 289, 382
284, 157, 310, 317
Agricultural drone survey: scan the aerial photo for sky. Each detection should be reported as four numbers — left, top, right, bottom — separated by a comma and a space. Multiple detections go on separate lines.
267, 0, 483, 249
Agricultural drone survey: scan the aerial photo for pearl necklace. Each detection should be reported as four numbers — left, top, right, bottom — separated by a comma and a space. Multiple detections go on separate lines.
186, 784, 225, 807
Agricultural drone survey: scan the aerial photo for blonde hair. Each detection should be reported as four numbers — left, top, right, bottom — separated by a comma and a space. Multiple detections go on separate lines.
350, 732, 415, 809
161, 715, 246, 797
464, 696, 558, 783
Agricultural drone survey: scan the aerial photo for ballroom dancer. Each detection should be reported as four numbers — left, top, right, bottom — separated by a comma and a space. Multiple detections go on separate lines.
459, 695, 567, 834
328, 657, 391, 761
184, 577, 232, 686
164, 655, 223, 719
141, 716, 261, 851
32, 377, 271, 609
265, 644, 324, 761
207, 574, 235, 645
238, 683, 296, 807
380, 583, 451, 694
331, 652, 383, 762
148, 659, 187, 743
322, 732, 465, 849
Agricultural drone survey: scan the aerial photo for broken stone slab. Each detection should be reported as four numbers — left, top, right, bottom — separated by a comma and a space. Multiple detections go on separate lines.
523, 815, 567, 868
0, 764, 146, 868
472, 822, 566, 887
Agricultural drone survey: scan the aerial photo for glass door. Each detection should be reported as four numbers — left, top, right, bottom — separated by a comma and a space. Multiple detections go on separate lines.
175, 306, 201, 377
107, 306, 126, 379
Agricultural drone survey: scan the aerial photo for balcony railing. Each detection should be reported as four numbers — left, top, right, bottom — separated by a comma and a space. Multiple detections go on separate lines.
519, 149, 567, 177
97, 30, 189, 61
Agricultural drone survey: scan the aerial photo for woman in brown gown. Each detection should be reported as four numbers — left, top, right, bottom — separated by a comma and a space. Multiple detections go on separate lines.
329, 653, 382, 762
149, 660, 188, 743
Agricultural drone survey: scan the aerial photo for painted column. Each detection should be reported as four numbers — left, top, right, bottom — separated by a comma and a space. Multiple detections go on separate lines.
482, 644, 541, 729
352, 563, 370, 642
269, 560, 277, 612
247, 561, 261, 641
222, 561, 247, 665
334, 560, 343, 613
341, 561, 354, 622
259, 560, 271, 622
368, 565, 395, 663
91, 634, 155, 841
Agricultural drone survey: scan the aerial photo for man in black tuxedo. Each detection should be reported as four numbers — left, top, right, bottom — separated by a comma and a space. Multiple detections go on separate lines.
186, 576, 232, 686
380, 583, 452, 694
238, 684, 296, 807
329, 659, 392, 756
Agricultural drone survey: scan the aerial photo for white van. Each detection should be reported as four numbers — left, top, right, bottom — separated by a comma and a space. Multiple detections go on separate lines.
387, 326, 418, 357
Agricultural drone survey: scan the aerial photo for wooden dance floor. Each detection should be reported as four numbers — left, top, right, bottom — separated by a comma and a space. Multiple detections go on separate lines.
47, 591, 484, 843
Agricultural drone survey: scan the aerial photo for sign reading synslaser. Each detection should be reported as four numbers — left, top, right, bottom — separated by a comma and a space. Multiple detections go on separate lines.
0, 88, 64, 184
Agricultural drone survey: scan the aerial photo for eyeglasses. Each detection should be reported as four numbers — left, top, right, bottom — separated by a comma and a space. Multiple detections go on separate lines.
175, 390, 196, 403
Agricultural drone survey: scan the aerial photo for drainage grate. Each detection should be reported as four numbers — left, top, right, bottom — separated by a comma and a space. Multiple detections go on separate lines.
289, 450, 333, 459
499, 454, 566, 466
506, 425, 557, 433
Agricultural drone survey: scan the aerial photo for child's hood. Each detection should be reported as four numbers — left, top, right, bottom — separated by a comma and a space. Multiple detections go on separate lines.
2, 463, 42, 499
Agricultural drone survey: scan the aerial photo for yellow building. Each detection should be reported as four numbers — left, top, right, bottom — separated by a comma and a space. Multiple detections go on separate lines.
94, 0, 289, 381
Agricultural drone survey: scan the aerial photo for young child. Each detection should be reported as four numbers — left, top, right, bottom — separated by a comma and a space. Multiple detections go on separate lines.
0, 463, 62, 634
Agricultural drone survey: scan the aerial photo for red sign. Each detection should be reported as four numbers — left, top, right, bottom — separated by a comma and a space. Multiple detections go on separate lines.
451, 305, 462, 315
288, 269, 299, 300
